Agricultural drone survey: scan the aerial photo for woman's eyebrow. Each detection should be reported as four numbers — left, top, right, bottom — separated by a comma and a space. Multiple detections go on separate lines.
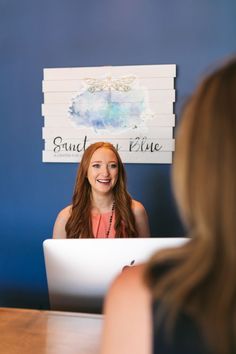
91, 160, 117, 163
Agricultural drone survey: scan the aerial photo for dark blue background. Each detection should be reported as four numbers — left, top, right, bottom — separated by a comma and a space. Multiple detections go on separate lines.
0, 0, 235, 309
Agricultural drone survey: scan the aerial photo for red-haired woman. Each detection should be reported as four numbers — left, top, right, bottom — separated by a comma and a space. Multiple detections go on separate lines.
53, 142, 150, 238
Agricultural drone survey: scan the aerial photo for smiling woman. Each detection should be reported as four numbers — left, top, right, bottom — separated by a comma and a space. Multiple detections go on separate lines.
52, 142, 150, 238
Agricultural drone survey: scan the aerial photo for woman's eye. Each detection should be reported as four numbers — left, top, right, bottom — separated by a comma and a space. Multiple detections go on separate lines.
92, 164, 100, 168
110, 164, 118, 169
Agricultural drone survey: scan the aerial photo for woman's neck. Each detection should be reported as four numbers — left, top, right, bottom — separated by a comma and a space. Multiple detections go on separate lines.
91, 193, 114, 214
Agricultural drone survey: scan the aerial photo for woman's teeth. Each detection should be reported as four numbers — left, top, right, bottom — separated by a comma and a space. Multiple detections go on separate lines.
97, 179, 110, 184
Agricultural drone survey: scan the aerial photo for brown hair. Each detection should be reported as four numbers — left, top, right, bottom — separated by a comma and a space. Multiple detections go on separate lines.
65, 142, 137, 238
145, 58, 236, 353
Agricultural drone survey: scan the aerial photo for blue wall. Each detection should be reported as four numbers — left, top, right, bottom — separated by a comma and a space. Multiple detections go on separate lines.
0, 0, 235, 309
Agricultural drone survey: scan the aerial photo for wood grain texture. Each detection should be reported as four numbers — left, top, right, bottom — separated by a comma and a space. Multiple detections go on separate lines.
0, 307, 103, 354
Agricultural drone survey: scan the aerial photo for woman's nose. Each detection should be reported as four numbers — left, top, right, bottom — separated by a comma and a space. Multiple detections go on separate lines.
101, 165, 109, 176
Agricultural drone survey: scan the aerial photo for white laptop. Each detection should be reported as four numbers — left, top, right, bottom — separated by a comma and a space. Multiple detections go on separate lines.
43, 237, 188, 313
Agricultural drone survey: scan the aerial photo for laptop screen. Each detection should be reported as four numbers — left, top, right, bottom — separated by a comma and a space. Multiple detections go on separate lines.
43, 237, 187, 313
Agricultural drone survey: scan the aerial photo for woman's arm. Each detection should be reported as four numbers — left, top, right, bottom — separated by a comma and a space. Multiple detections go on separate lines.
100, 264, 152, 354
132, 200, 151, 237
52, 205, 71, 239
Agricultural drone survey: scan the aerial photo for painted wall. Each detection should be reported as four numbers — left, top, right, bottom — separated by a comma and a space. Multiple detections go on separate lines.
0, 0, 235, 309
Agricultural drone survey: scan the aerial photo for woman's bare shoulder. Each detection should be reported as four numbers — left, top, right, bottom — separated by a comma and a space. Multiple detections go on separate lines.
52, 205, 72, 239
57, 205, 72, 219
131, 199, 150, 237
131, 199, 146, 215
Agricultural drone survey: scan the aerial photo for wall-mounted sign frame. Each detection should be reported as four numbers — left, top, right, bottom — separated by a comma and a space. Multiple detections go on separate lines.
42, 64, 176, 163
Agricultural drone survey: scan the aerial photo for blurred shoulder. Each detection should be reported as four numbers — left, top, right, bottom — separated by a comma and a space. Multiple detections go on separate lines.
102, 264, 152, 354
105, 263, 150, 311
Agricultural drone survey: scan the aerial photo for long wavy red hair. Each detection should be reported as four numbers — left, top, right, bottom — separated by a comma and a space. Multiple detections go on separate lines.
65, 142, 137, 238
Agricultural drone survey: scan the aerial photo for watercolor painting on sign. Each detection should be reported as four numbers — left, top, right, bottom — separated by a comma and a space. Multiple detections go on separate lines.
68, 75, 152, 133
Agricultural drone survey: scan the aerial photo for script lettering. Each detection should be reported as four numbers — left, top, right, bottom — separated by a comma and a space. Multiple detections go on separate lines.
53, 136, 88, 153
129, 137, 162, 152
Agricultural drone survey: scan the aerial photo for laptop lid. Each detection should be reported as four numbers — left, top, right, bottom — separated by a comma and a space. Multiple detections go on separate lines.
43, 237, 187, 313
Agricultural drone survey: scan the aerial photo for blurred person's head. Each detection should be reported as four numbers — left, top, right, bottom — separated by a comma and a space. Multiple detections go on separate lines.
146, 57, 236, 354
173, 57, 236, 254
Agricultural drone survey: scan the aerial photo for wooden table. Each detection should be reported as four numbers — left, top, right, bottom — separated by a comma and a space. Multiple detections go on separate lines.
0, 307, 103, 354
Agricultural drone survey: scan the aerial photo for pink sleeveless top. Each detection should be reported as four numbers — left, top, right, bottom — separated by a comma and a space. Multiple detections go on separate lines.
91, 211, 116, 238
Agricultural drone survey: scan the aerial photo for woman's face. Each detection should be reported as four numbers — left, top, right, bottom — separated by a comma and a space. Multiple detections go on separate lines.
87, 147, 119, 196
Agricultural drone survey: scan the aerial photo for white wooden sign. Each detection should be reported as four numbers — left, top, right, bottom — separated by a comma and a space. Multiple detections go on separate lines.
42, 64, 176, 163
